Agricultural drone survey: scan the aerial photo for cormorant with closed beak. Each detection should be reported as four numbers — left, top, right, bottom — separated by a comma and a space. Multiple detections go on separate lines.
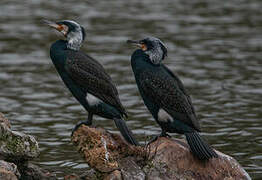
43, 19, 138, 145
127, 37, 218, 159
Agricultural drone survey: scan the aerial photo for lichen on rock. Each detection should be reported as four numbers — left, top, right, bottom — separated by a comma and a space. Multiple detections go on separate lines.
0, 112, 56, 180
0, 114, 39, 162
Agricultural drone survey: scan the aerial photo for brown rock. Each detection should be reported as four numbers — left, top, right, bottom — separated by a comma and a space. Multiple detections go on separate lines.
0, 160, 21, 180
144, 137, 251, 180
119, 157, 145, 180
0, 168, 18, 180
65, 169, 103, 180
19, 162, 57, 180
64, 174, 80, 180
71, 125, 145, 173
103, 170, 122, 180
72, 125, 251, 180
0, 160, 20, 178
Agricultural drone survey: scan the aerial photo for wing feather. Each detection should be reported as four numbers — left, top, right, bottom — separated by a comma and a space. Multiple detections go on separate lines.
139, 68, 200, 131
65, 51, 127, 116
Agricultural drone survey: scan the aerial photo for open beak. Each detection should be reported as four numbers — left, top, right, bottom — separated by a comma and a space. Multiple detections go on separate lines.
42, 19, 68, 36
126, 40, 147, 51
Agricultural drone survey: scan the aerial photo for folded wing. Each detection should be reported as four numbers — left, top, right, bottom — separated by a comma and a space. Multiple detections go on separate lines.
139, 67, 200, 131
65, 51, 127, 117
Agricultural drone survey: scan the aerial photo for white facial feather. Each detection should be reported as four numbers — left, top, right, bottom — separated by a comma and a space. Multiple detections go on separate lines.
65, 20, 83, 51
145, 45, 164, 64
144, 37, 167, 64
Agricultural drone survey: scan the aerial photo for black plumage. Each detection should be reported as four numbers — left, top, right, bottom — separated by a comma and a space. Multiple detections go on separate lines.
65, 51, 127, 117
138, 68, 200, 132
127, 37, 218, 159
44, 20, 138, 145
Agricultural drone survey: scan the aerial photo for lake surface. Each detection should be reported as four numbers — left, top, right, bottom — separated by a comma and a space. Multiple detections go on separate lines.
0, 0, 261, 179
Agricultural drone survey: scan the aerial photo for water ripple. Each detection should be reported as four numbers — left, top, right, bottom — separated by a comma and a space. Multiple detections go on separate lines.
0, 0, 261, 179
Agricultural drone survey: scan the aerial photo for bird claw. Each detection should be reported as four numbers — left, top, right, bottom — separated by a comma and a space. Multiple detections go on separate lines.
147, 132, 171, 145
71, 120, 92, 136
147, 136, 159, 145
160, 132, 171, 138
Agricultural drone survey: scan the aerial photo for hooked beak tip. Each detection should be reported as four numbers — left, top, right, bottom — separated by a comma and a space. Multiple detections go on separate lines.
126, 40, 139, 44
127, 40, 143, 49
42, 19, 60, 29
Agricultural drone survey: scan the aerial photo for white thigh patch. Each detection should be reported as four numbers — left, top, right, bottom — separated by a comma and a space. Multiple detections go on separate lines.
158, 109, 173, 123
86, 93, 101, 106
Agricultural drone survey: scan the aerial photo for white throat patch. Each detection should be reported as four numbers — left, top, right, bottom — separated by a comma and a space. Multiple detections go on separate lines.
145, 45, 164, 65
86, 93, 101, 106
67, 30, 83, 51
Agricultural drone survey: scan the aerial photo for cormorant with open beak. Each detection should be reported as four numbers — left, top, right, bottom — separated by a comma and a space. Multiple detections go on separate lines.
43, 19, 138, 145
127, 37, 218, 159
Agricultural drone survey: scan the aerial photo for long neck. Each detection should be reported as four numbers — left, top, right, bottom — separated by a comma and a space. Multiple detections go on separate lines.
131, 49, 159, 74
50, 40, 68, 68
67, 39, 81, 51
130, 49, 160, 119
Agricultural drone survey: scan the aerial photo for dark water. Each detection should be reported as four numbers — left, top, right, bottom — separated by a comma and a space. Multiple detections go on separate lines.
0, 0, 261, 179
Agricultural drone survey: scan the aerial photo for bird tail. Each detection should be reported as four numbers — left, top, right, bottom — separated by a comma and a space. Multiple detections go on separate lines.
113, 118, 139, 146
185, 131, 218, 160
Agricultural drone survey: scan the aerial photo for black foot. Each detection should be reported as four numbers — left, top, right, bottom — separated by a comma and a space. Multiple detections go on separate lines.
71, 121, 92, 137
147, 132, 171, 145
147, 135, 159, 145
160, 131, 171, 138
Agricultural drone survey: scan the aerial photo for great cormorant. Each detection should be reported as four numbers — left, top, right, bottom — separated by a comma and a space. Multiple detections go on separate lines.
127, 37, 218, 159
43, 19, 138, 146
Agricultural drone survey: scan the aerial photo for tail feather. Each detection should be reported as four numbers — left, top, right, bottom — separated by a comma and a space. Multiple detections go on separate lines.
187, 134, 203, 159
185, 132, 218, 160
191, 134, 206, 160
193, 133, 213, 159
113, 118, 139, 146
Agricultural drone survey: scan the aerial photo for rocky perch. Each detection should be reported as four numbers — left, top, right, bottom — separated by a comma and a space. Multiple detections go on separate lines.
0, 112, 251, 180
71, 125, 251, 180
0, 113, 56, 180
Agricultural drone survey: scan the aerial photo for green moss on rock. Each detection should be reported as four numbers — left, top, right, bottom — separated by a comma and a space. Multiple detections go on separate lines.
0, 120, 39, 161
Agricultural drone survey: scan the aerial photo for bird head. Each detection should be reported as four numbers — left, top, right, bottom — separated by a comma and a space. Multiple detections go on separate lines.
127, 37, 167, 64
43, 19, 86, 51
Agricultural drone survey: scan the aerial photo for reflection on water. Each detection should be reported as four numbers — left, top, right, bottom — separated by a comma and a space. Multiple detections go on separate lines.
0, 0, 261, 179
